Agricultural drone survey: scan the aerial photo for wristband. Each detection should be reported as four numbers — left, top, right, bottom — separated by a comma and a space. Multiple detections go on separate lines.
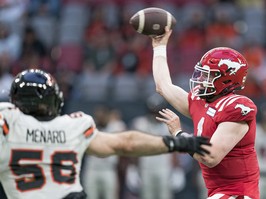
174, 129, 183, 137
153, 45, 166, 58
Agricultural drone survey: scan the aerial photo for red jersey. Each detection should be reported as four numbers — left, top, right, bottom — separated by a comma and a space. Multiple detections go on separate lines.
188, 92, 260, 198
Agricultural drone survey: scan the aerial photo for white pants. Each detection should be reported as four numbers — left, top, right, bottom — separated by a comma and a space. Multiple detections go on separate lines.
140, 169, 172, 199
259, 175, 266, 199
83, 169, 118, 199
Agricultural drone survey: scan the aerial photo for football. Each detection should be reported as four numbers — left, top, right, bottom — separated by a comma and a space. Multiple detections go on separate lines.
129, 7, 176, 36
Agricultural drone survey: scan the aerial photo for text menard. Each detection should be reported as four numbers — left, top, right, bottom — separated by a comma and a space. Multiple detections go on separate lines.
26, 129, 66, 144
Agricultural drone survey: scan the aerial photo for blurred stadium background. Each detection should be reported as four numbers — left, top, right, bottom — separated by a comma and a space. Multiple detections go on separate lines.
0, 0, 265, 198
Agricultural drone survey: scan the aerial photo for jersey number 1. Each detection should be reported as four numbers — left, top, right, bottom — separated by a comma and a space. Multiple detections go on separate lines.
9, 149, 77, 192
197, 117, 205, 136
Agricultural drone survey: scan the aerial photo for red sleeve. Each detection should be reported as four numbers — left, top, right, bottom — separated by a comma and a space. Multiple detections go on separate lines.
215, 96, 257, 123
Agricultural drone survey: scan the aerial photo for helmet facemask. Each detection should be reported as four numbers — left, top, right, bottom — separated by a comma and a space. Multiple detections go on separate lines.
190, 63, 221, 97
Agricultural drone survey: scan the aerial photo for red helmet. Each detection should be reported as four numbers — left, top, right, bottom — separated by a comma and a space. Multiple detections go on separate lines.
189, 47, 248, 98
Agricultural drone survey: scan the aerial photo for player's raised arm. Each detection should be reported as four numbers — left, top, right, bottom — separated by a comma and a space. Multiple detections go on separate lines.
86, 130, 211, 157
151, 28, 190, 118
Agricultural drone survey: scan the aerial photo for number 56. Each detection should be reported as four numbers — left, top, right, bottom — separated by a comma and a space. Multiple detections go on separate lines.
9, 149, 78, 192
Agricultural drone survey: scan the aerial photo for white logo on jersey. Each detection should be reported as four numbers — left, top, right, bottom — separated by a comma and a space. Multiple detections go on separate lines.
235, 104, 254, 115
218, 59, 246, 75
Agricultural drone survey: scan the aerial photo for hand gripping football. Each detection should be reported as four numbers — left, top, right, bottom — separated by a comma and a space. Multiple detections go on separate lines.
129, 7, 176, 36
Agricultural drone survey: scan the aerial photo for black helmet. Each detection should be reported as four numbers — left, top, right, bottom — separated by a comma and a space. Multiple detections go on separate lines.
10, 69, 64, 120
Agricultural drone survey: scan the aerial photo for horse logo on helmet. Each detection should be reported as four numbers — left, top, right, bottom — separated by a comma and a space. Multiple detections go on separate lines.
218, 59, 246, 75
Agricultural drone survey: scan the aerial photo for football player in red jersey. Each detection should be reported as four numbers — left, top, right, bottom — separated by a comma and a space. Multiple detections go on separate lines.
151, 27, 260, 199
0, 69, 210, 199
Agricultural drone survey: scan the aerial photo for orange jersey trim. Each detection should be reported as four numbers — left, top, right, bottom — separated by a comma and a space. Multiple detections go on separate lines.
84, 127, 94, 137
2, 119, 9, 135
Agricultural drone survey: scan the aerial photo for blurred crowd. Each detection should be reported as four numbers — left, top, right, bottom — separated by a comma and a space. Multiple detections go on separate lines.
1, 0, 266, 198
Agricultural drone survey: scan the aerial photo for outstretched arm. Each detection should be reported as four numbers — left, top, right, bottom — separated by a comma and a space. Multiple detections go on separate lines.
151, 28, 190, 118
86, 130, 210, 157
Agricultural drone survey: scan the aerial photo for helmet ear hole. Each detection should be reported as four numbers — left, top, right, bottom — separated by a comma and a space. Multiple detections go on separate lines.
223, 80, 231, 84
209, 59, 215, 64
